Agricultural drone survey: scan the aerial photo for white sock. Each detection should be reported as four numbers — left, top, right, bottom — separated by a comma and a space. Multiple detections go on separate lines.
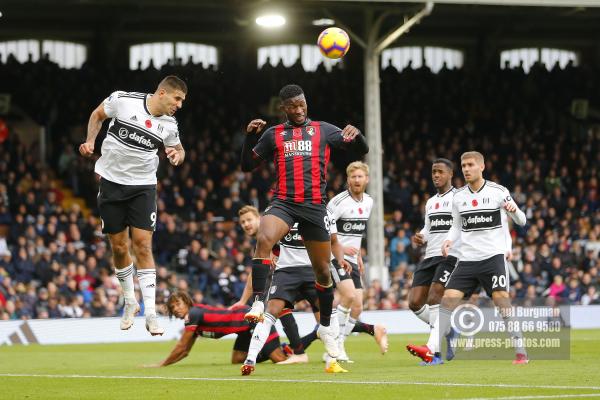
115, 263, 135, 304
137, 269, 157, 317
426, 304, 440, 353
344, 316, 357, 338
337, 305, 350, 335
414, 304, 430, 325
246, 313, 275, 363
330, 309, 340, 340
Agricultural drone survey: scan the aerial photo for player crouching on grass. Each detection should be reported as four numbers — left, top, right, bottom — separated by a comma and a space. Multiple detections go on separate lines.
142, 291, 287, 367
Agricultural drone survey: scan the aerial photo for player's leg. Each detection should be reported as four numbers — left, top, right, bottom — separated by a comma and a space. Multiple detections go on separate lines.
429, 256, 459, 360
107, 228, 139, 330
340, 266, 365, 361
131, 227, 163, 335
330, 262, 355, 358
127, 185, 162, 335
278, 268, 319, 364
304, 239, 338, 355
408, 261, 470, 364
242, 298, 286, 373
262, 326, 287, 363
409, 263, 437, 325
98, 179, 139, 330
408, 286, 431, 324
486, 256, 528, 364
246, 209, 291, 322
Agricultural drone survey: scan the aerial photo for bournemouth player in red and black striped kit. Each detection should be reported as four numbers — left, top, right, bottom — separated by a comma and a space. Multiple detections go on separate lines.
240, 84, 368, 362
144, 291, 287, 367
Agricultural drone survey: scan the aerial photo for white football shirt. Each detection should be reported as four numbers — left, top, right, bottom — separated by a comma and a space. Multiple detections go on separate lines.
276, 223, 311, 269
327, 190, 373, 264
420, 187, 461, 259
446, 180, 526, 261
95, 91, 181, 185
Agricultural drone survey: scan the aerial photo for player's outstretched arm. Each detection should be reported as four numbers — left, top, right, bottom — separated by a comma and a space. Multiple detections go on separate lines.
146, 330, 197, 367
79, 102, 108, 157
241, 119, 267, 172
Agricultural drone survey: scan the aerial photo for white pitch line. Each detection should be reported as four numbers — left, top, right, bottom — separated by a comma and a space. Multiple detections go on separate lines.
0, 373, 599, 392
458, 394, 600, 400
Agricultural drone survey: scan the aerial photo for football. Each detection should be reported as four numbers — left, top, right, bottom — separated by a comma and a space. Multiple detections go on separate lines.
317, 27, 350, 59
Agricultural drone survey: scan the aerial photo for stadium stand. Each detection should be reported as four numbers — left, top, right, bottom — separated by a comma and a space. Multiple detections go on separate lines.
0, 54, 598, 320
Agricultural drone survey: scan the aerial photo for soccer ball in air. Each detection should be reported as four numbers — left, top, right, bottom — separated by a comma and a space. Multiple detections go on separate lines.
317, 27, 350, 59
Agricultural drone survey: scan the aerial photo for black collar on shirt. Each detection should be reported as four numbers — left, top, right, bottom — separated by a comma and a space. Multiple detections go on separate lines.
284, 118, 312, 128
437, 186, 454, 197
347, 189, 364, 203
468, 180, 486, 193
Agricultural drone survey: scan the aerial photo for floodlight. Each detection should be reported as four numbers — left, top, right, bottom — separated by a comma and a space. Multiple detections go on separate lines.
256, 14, 286, 28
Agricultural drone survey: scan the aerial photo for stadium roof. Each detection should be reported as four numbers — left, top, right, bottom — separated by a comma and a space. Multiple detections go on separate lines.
1, 0, 600, 46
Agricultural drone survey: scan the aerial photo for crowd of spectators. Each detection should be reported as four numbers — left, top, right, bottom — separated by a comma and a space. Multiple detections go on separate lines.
0, 53, 598, 321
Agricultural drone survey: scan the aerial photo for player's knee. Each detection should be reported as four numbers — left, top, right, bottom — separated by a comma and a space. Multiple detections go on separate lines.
426, 291, 443, 306
314, 270, 332, 286
408, 299, 424, 312
110, 241, 129, 258
132, 238, 152, 257
255, 231, 277, 253
351, 302, 363, 315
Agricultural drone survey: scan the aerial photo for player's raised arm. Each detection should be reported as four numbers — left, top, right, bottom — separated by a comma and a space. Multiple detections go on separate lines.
79, 102, 109, 157
241, 119, 269, 172
502, 190, 526, 226
323, 122, 368, 156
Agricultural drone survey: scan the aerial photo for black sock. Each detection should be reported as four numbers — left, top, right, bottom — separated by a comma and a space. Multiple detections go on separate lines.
279, 309, 304, 354
251, 258, 271, 301
315, 282, 334, 327
300, 330, 319, 351
352, 321, 375, 336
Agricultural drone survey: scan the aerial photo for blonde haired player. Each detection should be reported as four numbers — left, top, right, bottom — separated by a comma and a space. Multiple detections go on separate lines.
79, 76, 187, 335
328, 161, 388, 362
410, 151, 528, 365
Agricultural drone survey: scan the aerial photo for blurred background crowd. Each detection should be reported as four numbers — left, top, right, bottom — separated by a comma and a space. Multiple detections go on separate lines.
0, 54, 598, 320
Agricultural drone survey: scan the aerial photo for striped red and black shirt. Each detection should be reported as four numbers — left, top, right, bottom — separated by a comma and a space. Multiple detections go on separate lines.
184, 304, 250, 338
252, 119, 347, 205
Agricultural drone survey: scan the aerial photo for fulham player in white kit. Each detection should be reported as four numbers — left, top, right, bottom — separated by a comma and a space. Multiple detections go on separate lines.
436, 151, 528, 364
79, 76, 187, 335
406, 159, 460, 364
328, 162, 388, 362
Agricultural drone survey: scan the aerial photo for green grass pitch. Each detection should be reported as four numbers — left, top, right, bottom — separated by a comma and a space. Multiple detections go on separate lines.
1, 330, 599, 400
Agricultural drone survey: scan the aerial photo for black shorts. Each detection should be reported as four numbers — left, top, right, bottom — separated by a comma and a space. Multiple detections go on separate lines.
412, 256, 458, 288
445, 254, 509, 297
97, 178, 157, 234
330, 260, 362, 289
264, 199, 330, 241
269, 266, 319, 311
234, 325, 280, 363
